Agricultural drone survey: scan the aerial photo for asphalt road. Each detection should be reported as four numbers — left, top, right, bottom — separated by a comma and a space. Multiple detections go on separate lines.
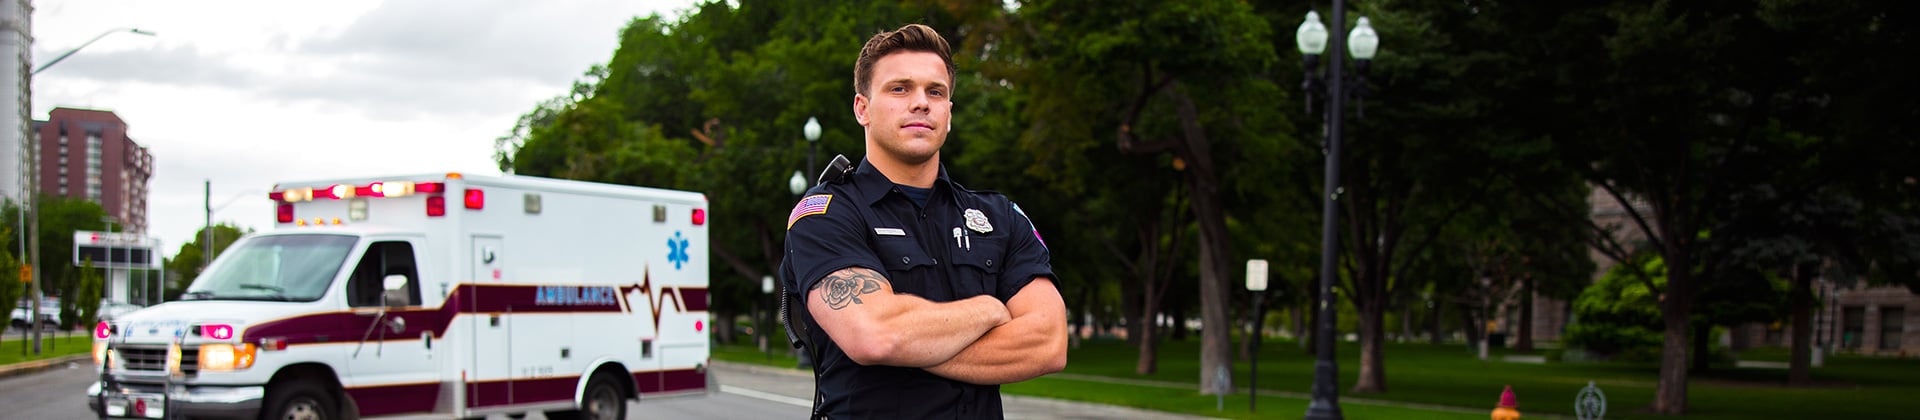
0, 360, 1210, 419
0, 361, 798, 420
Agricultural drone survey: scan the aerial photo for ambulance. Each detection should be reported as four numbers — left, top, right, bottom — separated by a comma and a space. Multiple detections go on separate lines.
88, 173, 713, 419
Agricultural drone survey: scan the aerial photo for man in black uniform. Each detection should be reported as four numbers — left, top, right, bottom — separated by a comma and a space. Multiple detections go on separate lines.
779, 24, 1067, 419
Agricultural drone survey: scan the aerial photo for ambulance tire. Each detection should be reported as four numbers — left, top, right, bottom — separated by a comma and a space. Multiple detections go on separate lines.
546, 373, 625, 420
261, 380, 339, 420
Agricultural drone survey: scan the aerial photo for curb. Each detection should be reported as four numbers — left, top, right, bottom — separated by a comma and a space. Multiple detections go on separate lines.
0, 354, 93, 380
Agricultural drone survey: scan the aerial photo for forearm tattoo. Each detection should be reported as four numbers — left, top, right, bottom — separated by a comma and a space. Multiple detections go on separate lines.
813, 268, 886, 310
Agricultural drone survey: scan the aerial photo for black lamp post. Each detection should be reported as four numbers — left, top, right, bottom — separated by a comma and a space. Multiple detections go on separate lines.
1246, 259, 1270, 412
804, 117, 822, 183
1299, 4, 1378, 420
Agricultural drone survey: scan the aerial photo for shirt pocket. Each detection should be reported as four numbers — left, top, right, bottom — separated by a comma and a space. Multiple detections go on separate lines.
950, 236, 1004, 299
873, 236, 935, 294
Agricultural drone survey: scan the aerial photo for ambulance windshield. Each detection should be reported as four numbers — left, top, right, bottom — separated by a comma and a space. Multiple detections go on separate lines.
182, 234, 358, 302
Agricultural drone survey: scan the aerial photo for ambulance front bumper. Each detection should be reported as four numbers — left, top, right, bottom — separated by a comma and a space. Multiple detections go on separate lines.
88, 380, 263, 420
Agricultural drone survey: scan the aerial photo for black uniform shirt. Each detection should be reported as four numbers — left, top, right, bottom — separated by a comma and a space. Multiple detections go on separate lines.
780, 158, 1055, 419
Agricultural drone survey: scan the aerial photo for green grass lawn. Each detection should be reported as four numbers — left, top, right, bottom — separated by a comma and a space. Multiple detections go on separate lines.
0, 330, 92, 366
715, 336, 1920, 419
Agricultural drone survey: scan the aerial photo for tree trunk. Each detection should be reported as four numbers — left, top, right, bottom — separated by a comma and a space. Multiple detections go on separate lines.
1463, 302, 1483, 345
1352, 303, 1388, 393
1653, 263, 1695, 415
1125, 277, 1144, 347
1518, 275, 1535, 353
1789, 263, 1813, 385
1292, 305, 1306, 348
1692, 322, 1713, 373
1400, 304, 1414, 343
1430, 300, 1444, 345
1172, 304, 1189, 340
1136, 297, 1161, 374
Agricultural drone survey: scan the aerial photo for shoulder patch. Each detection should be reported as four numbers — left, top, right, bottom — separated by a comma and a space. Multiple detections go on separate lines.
1012, 202, 1047, 250
787, 194, 834, 230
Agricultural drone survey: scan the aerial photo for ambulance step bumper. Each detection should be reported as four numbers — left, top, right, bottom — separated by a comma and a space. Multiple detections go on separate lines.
89, 380, 265, 420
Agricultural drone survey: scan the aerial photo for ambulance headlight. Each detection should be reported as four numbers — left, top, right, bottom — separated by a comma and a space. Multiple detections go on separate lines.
198, 343, 257, 371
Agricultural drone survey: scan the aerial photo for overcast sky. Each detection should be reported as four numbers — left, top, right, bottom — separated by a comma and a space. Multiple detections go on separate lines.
32, 0, 699, 258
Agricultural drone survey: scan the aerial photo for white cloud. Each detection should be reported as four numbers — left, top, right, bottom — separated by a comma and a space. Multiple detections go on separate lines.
29, 0, 699, 258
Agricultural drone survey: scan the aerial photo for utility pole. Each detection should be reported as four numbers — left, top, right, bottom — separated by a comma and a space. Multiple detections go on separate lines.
204, 180, 210, 271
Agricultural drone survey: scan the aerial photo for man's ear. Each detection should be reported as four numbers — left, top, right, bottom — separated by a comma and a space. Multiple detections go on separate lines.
853, 93, 869, 126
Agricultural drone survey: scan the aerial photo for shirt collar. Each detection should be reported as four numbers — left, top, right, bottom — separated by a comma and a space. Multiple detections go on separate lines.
853, 157, 955, 206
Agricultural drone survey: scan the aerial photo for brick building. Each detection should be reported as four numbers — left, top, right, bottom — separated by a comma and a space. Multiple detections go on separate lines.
31, 107, 152, 233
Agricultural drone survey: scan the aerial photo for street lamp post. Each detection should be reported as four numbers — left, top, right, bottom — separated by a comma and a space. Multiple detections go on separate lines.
27, 26, 157, 353
1245, 259, 1270, 412
787, 169, 811, 369
804, 117, 822, 185
761, 275, 775, 361
1299, 4, 1378, 419
102, 217, 117, 304
33, 28, 156, 75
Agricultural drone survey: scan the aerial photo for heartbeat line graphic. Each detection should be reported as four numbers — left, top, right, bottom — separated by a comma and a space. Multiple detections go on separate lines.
621, 265, 684, 333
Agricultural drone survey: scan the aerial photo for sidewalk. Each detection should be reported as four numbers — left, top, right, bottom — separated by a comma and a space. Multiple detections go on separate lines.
1042, 372, 1569, 420
711, 361, 1223, 420
0, 354, 92, 380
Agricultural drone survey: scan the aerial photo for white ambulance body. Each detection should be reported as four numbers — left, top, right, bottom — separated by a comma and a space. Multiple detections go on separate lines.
89, 173, 712, 419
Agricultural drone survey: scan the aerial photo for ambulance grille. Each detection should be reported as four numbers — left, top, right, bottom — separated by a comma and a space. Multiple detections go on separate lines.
116, 345, 199, 375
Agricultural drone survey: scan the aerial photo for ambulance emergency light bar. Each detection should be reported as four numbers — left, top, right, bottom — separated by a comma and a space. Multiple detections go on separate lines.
270, 178, 458, 224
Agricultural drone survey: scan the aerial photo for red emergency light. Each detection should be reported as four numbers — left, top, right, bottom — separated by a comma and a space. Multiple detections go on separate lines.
277, 204, 294, 223
95, 321, 111, 339
463, 189, 484, 210
426, 196, 447, 217
692, 208, 707, 226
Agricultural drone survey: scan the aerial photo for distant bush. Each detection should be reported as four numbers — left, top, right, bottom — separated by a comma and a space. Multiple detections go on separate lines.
1564, 257, 1666, 360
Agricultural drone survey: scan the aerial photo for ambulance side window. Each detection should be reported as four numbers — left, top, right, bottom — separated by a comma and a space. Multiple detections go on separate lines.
348, 241, 422, 307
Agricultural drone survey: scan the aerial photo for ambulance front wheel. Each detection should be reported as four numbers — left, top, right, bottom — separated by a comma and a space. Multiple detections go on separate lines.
546, 372, 626, 420
261, 379, 339, 420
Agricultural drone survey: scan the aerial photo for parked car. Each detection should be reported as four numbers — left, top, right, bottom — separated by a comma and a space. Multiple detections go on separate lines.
10, 305, 58, 329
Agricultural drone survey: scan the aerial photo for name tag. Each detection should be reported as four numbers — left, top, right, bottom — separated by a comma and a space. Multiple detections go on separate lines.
874, 228, 906, 236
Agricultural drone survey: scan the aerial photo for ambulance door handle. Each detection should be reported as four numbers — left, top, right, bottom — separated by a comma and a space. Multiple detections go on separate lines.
386, 316, 406, 334
560, 347, 570, 359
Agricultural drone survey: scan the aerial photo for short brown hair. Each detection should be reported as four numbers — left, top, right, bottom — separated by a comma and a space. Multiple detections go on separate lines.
853, 23, 956, 96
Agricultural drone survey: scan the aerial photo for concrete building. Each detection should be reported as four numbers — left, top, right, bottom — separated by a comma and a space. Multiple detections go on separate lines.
32, 107, 152, 233
1536, 186, 1917, 355
0, 0, 28, 204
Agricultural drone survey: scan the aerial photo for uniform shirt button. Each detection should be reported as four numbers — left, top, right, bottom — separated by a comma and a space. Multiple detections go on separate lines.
986, 259, 993, 267
931, 258, 938, 265
902, 257, 911, 264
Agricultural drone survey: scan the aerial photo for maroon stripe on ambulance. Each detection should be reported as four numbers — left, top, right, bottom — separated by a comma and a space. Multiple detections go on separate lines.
464, 369, 704, 409
631, 368, 707, 394
466, 376, 578, 407
239, 284, 709, 345
343, 382, 440, 416
677, 288, 709, 312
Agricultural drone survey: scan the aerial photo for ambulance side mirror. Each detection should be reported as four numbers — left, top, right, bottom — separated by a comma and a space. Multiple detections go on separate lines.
382, 274, 411, 307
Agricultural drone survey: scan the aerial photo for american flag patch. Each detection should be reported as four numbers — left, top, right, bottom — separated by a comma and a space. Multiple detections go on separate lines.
787, 194, 833, 229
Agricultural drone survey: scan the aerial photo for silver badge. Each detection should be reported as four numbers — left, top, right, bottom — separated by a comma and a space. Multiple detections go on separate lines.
964, 208, 993, 233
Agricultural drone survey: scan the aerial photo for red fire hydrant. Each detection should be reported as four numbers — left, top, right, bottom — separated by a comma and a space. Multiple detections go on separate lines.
1491, 385, 1521, 420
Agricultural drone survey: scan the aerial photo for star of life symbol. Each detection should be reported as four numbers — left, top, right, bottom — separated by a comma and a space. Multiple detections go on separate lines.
667, 231, 691, 270
1575, 380, 1607, 420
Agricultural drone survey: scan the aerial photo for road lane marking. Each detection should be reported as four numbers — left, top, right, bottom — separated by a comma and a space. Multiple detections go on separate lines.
718, 384, 811, 407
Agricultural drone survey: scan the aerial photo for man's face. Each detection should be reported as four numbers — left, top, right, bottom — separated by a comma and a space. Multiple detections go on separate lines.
855, 51, 952, 165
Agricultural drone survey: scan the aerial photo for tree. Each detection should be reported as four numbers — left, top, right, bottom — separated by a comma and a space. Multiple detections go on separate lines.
75, 259, 103, 327
1515, 1, 1920, 412
1009, 0, 1291, 393
162, 223, 248, 299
